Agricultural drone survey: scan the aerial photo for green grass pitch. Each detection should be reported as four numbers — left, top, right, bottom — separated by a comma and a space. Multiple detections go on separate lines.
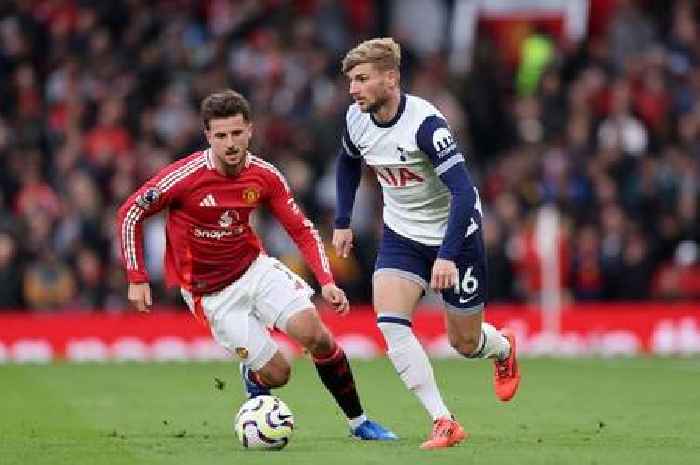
2, 358, 699, 465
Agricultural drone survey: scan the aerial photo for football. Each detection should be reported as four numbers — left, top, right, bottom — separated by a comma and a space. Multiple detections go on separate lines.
234, 395, 294, 450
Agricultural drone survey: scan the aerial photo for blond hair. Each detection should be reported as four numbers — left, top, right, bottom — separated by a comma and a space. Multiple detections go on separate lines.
341, 37, 401, 74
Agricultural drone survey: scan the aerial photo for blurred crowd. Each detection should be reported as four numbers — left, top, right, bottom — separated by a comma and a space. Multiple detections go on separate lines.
1, 0, 699, 312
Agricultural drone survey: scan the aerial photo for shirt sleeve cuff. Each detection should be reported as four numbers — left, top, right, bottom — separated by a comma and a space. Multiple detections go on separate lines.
127, 272, 150, 284
334, 217, 351, 229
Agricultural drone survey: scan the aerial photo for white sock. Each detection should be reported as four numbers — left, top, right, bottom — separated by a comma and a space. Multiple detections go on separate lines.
472, 322, 511, 361
348, 414, 367, 430
378, 313, 451, 421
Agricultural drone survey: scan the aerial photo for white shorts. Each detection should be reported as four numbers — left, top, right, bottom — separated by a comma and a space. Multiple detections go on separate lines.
181, 254, 315, 370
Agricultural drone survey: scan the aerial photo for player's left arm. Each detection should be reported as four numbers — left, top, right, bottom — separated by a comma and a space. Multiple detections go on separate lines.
265, 172, 335, 287
416, 115, 478, 289
266, 176, 349, 312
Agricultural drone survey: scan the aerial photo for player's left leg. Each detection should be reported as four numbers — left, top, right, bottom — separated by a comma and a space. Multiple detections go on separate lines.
281, 307, 397, 440
253, 256, 396, 440
442, 227, 520, 402
444, 308, 520, 402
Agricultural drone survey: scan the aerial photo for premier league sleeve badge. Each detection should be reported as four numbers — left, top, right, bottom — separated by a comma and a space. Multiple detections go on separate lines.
136, 187, 161, 209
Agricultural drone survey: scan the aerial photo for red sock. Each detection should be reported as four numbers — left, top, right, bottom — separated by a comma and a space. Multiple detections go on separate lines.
313, 343, 363, 419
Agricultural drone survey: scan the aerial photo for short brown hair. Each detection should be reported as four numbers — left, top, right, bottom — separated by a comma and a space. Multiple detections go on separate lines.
200, 89, 251, 129
341, 37, 401, 74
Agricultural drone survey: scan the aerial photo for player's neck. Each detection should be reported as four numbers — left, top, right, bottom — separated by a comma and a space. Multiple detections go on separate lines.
372, 90, 402, 124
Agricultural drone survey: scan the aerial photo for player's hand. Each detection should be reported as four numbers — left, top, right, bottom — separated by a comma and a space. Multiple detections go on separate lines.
321, 283, 350, 315
128, 282, 152, 312
430, 259, 459, 291
332, 229, 354, 258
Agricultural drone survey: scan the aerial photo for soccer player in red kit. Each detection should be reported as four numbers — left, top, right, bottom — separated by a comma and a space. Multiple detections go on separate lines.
116, 89, 396, 440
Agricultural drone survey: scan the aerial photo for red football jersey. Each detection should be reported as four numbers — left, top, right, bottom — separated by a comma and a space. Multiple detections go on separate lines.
116, 149, 333, 294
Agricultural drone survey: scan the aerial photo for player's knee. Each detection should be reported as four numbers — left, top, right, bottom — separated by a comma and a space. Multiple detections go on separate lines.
298, 325, 334, 356
260, 364, 291, 388
449, 333, 480, 357
286, 308, 334, 355
377, 315, 413, 348
258, 355, 292, 387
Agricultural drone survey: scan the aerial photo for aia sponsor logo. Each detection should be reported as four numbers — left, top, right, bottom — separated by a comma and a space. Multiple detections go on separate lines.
374, 166, 424, 187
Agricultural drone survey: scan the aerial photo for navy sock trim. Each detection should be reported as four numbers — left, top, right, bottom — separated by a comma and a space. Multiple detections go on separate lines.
376, 316, 412, 327
472, 330, 487, 358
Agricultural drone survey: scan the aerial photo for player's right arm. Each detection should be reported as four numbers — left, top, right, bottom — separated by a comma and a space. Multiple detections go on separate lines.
333, 124, 363, 258
116, 158, 191, 311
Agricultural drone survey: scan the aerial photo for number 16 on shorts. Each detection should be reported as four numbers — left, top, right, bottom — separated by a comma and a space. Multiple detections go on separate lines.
454, 266, 478, 303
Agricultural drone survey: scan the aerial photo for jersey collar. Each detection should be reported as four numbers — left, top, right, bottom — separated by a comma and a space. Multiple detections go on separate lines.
371, 93, 406, 128
204, 148, 215, 169
205, 148, 252, 172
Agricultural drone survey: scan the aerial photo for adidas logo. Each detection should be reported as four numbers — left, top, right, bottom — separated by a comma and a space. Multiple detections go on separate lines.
199, 194, 217, 207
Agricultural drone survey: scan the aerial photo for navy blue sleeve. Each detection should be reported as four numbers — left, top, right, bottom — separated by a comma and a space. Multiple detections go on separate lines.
334, 144, 362, 228
341, 125, 361, 158
416, 115, 477, 260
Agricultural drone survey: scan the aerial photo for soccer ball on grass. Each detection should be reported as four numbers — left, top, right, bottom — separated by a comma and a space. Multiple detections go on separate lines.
234, 395, 294, 450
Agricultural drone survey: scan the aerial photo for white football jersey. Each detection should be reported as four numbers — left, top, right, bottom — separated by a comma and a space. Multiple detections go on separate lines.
344, 94, 464, 246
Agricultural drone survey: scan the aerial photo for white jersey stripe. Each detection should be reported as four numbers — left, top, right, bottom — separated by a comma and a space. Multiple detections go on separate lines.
159, 159, 206, 193
435, 154, 465, 176
124, 206, 140, 269
158, 159, 205, 192
122, 205, 141, 270
121, 205, 135, 269
156, 156, 201, 190
123, 155, 205, 272
341, 137, 361, 159
249, 156, 291, 192
127, 208, 144, 270
156, 155, 206, 191
302, 215, 331, 274
311, 226, 331, 273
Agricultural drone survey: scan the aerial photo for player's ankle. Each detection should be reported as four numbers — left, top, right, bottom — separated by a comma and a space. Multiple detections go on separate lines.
348, 414, 367, 430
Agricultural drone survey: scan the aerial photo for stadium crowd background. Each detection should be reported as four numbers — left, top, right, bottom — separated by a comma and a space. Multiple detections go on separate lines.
0, 0, 699, 312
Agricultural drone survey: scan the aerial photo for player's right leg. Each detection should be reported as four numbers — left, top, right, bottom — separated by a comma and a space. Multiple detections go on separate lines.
209, 297, 290, 396
374, 273, 466, 449
373, 225, 466, 448
239, 352, 287, 397
180, 276, 290, 399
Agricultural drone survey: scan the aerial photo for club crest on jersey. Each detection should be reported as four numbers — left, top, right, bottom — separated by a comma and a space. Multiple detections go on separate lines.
242, 187, 260, 204
235, 347, 249, 359
397, 146, 407, 161
136, 187, 161, 209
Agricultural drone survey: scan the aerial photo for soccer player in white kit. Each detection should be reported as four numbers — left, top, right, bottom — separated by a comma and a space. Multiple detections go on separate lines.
333, 38, 521, 449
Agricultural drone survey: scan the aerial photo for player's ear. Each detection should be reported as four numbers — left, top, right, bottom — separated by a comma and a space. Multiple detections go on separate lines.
386, 68, 399, 88
203, 125, 212, 144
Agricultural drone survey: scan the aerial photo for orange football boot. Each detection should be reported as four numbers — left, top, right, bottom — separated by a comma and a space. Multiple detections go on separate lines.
419, 416, 467, 450
493, 328, 520, 401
